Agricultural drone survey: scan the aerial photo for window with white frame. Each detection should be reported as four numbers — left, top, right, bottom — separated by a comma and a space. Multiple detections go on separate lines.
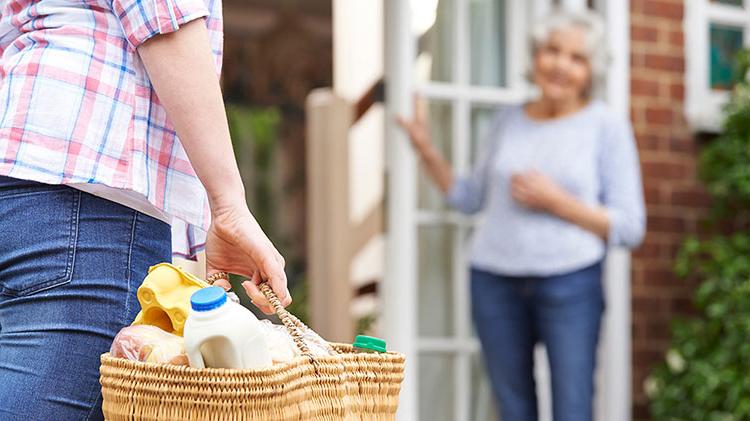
685, 0, 750, 132
412, 0, 528, 418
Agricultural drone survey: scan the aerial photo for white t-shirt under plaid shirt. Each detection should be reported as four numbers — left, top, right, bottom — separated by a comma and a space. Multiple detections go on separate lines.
0, 0, 224, 259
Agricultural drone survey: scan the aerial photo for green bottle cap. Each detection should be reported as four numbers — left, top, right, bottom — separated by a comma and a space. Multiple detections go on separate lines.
352, 335, 387, 353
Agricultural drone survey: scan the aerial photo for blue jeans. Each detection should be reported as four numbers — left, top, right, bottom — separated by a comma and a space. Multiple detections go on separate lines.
470, 262, 604, 421
0, 176, 171, 420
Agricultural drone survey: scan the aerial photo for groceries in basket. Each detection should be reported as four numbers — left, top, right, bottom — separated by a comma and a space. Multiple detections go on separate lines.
110, 324, 189, 365
130, 263, 239, 335
130, 263, 207, 336
352, 335, 387, 353
109, 263, 337, 369
184, 286, 272, 369
183, 286, 337, 368
99, 264, 407, 421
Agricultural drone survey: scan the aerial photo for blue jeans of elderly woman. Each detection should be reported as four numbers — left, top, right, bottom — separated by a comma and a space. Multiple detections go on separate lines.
471, 263, 604, 421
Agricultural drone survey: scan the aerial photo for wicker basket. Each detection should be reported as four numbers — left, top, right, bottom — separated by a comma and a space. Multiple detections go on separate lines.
99, 283, 405, 420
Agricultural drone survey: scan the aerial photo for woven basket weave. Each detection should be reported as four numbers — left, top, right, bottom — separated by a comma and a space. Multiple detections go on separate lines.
99, 283, 405, 420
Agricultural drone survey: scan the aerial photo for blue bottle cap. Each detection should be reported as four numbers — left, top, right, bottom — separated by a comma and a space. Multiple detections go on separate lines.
190, 286, 227, 312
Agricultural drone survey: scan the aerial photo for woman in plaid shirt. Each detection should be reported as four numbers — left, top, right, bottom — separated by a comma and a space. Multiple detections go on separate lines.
0, 1, 290, 418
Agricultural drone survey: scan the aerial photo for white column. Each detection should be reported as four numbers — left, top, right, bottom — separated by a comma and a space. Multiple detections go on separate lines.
384, 0, 418, 419
596, 0, 632, 421
452, 0, 471, 418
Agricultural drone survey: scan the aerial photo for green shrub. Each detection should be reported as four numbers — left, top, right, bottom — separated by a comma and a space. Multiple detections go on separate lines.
648, 49, 750, 420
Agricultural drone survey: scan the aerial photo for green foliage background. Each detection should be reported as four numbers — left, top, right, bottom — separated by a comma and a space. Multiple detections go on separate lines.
648, 50, 750, 420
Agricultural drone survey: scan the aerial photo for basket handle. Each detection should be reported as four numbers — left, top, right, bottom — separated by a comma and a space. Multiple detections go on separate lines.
257, 282, 313, 357
206, 272, 321, 358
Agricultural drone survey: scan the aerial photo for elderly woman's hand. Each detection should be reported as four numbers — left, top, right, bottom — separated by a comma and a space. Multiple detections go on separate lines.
396, 96, 432, 152
205, 203, 290, 315
510, 170, 569, 213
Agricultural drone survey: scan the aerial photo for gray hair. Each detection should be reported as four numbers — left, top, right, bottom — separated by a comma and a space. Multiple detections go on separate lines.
528, 8, 609, 98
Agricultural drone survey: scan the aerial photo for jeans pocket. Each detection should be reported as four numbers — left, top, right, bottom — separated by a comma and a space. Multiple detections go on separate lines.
0, 187, 80, 296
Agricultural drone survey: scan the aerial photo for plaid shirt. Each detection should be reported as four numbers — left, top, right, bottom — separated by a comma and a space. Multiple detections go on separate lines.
0, 0, 223, 259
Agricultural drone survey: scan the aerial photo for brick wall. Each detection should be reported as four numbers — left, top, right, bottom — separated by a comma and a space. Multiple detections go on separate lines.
630, 0, 712, 418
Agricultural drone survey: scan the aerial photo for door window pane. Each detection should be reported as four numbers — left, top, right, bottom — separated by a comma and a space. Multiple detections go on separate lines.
417, 101, 453, 211
418, 224, 455, 337
419, 354, 456, 421
417, 0, 454, 83
470, 0, 507, 86
470, 105, 505, 166
470, 352, 499, 421
709, 24, 744, 90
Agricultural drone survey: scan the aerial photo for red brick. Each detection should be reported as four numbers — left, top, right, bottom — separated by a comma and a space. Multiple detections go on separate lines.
632, 295, 671, 314
671, 188, 712, 207
631, 0, 642, 14
630, 7, 714, 419
633, 239, 662, 259
633, 402, 651, 421
670, 82, 685, 101
643, 184, 662, 203
645, 317, 673, 338
633, 349, 664, 367
645, 107, 673, 125
631, 77, 660, 96
632, 24, 659, 42
636, 134, 664, 151
643, 0, 683, 19
644, 53, 684, 72
668, 137, 696, 153
669, 29, 684, 47
641, 160, 690, 179
642, 268, 684, 287
647, 214, 686, 233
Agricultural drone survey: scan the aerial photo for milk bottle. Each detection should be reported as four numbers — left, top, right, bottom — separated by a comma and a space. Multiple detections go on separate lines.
184, 286, 272, 369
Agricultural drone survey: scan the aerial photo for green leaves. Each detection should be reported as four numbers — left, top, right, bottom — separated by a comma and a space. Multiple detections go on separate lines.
650, 48, 750, 420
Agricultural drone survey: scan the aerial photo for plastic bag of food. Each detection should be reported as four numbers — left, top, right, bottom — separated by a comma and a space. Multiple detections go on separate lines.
110, 325, 189, 366
258, 320, 298, 363
299, 325, 337, 357
257, 320, 337, 363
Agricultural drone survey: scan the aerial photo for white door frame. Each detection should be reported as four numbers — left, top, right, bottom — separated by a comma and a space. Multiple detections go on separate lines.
383, 0, 418, 419
382, 0, 632, 419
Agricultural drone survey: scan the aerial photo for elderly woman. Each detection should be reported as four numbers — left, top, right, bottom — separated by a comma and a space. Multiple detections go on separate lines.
399, 9, 645, 421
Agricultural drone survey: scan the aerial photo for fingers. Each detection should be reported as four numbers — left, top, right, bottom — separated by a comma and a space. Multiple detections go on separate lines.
212, 278, 232, 291
242, 276, 275, 315
396, 115, 410, 130
511, 184, 529, 204
260, 255, 291, 307
510, 173, 527, 191
414, 94, 426, 123
510, 174, 533, 206
396, 116, 419, 143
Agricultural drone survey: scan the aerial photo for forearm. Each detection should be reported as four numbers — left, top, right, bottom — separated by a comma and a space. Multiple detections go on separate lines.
416, 144, 454, 193
550, 194, 610, 239
136, 19, 244, 213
